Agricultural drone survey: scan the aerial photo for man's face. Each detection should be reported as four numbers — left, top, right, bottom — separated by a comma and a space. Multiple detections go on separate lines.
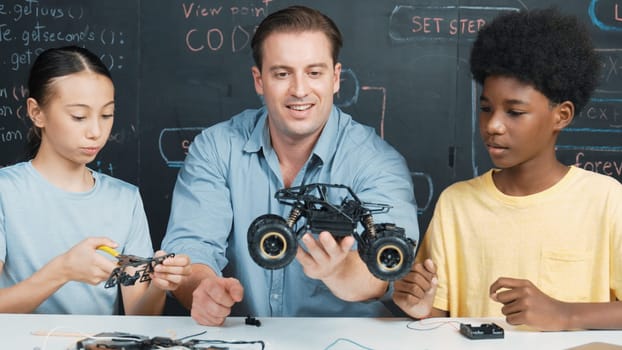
252, 30, 341, 145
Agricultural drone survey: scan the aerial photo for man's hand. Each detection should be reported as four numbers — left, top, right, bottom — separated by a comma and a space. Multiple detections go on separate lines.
393, 258, 438, 318
490, 277, 570, 331
190, 276, 244, 326
296, 232, 354, 280
296, 231, 388, 301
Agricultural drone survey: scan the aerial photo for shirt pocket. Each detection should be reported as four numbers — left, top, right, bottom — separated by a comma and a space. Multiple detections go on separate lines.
540, 250, 591, 302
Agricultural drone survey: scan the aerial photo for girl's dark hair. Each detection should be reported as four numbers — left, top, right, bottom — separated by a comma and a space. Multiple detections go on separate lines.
470, 8, 599, 114
251, 5, 343, 70
25, 45, 112, 160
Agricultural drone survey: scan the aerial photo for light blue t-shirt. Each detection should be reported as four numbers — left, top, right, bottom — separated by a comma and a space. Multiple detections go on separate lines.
163, 106, 419, 317
0, 161, 153, 314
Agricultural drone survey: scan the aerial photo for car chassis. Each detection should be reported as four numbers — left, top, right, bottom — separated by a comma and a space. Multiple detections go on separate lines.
247, 183, 416, 281
104, 253, 175, 289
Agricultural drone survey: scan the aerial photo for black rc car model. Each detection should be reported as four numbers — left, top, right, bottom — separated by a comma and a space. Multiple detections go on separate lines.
247, 183, 416, 281
98, 246, 175, 289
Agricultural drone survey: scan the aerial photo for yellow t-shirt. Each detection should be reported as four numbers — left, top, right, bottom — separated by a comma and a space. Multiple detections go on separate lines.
418, 166, 622, 317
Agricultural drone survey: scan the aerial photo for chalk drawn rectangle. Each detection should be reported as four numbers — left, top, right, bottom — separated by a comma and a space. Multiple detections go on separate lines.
572, 98, 622, 129
159, 127, 204, 167
596, 49, 622, 93
389, 5, 519, 42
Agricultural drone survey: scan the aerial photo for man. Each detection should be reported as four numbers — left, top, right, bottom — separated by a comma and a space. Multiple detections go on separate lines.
163, 5, 418, 326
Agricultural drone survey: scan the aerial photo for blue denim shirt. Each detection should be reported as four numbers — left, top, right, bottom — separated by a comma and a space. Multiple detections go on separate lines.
162, 106, 418, 317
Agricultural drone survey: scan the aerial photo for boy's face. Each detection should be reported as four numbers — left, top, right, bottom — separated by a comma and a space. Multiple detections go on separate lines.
478, 75, 570, 170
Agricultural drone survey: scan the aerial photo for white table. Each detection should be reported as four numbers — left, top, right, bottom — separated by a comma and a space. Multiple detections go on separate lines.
3, 314, 621, 350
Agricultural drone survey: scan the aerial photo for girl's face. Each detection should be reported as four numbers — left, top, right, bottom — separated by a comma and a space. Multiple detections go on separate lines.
30, 71, 115, 167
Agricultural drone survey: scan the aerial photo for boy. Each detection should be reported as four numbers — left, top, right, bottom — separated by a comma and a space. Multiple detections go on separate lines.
393, 8, 622, 331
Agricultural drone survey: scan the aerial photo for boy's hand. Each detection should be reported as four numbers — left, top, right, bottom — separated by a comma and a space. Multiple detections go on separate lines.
490, 277, 570, 331
393, 258, 438, 318
150, 251, 192, 291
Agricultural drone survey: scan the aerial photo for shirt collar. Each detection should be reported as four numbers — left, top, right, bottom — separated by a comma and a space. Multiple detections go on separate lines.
243, 105, 340, 165
312, 106, 339, 165
243, 107, 269, 154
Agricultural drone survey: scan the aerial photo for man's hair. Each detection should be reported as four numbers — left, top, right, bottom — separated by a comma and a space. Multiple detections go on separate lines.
470, 8, 599, 113
251, 5, 343, 70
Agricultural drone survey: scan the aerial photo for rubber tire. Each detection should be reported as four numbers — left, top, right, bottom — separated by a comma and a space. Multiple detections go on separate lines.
360, 225, 415, 281
248, 214, 297, 269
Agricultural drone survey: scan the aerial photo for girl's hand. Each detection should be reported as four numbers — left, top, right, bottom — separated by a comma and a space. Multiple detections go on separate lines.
149, 251, 192, 291
60, 237, 118, 285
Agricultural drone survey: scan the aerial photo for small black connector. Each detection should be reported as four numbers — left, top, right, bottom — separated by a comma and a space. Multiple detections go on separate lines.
245, 315, 261, 327
460, 323, 504, 339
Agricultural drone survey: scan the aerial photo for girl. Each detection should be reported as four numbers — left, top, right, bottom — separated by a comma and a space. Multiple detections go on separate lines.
0, 46, 190, 315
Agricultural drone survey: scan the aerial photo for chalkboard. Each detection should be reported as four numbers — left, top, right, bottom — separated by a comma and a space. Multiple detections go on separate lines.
0, 0, 140, 181
1, 0, 622, 251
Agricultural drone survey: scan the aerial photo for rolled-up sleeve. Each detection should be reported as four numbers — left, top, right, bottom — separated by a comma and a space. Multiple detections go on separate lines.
162, 129, 233, 275
344, 127, 419, 244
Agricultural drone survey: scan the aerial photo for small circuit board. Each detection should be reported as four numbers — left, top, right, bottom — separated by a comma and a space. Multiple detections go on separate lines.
460, 323, 504, 340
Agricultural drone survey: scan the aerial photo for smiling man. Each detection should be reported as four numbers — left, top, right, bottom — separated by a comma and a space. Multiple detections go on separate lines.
162, 5, 419, 326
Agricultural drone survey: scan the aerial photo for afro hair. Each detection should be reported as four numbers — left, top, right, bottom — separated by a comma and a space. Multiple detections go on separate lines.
470, 8, 600, 114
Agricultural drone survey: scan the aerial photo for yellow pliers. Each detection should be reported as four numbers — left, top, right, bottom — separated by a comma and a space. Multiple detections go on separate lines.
97, 246, 174, 288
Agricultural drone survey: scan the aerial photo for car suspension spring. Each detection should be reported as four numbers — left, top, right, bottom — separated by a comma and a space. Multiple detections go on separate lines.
363, 215, 376, 237
287, 207, 302, 227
